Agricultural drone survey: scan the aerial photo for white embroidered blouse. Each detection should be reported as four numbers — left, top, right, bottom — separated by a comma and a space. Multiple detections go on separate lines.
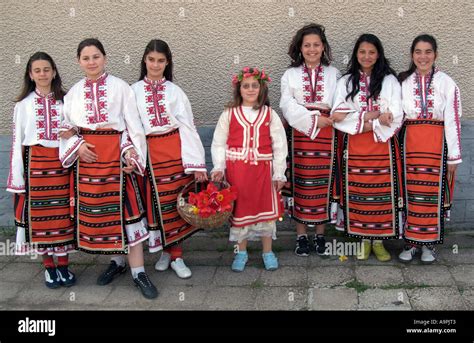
280, 64, 341, 140
7, 91, 63, 193
59, 73, 147, 174
401, 69, 462, 164
331, 73, 403, 143
131, 77, 206, 173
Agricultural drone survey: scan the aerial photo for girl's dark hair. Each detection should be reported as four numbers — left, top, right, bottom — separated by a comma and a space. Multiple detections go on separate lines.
77, 38, 106, 58
344, 33, 397, 101
139, 39, 173, 82
398, 34, 438, 83
16, 51, 66, 102
288, 23, 333, 67
226, 79, 270, 110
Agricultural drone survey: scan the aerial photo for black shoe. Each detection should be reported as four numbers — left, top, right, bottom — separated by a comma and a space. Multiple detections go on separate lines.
44, 267, 61, 289
97, 261, 127, 286
295, 235, 310, 257
133, 272, 158, 299
57, 265, 76, 287
314, 235, 328, 256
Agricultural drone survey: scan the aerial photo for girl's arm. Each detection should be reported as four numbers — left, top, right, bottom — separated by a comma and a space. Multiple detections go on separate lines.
443, 77, 462, 165
210, 109, 230, 179
59, 91, 85, 167
7, 104, 26, 193
270, 109, 288, 182
172, 87, 207, 174
280, 70, 320, 139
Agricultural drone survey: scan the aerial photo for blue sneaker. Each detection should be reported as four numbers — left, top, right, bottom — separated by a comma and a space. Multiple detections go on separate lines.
231, 251, 248, 272
262, 252, 278, 271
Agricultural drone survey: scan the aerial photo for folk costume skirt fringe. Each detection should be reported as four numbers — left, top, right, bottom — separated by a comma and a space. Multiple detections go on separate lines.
284, 119, 339, 226
400, 120, 454, 245
74, 129, 147, 254
340, 132, 404, 240
14, 145, 75, 256
144, 129, 200, 249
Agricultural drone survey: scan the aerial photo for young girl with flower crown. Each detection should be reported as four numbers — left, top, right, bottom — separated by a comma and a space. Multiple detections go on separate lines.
211, 67, 287, 272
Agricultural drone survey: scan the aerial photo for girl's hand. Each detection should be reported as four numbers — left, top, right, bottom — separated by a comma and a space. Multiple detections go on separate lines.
194, 171, 208, 182
211, 171, 224, 182
364, 111, 381, 121
378, 112, 393, 127
317, 116, 333, 128
123, 148, 138, 174
273, 180, 285, 192
447, 164, 458, 184
331, 112, 347, 123
78, 143, 98, 163
59, 129, 76, 139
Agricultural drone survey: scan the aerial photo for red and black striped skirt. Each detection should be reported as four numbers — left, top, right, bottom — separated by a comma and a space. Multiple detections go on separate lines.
400, 120, 454, 245
340, 131, 403, 239
74, 129, 145, 254
144, 129, 200, 248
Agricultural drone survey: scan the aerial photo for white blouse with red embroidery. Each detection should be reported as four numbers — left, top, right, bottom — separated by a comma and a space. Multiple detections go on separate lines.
401, 69, 462, 164
131, 77, 206, 173
211, 106, 288, 182
59, 73, 147, 174
280, 64, 340, 140
7, 91, 63, 193
331, 72, 403, 143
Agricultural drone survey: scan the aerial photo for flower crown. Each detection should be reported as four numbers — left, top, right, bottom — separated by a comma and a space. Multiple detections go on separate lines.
232, 66, 271, 86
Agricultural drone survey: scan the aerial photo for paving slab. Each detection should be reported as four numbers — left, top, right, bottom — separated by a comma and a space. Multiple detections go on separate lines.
401, 265, 456, 286
164, 266, 216, 286
213, 266, 262, 286
358, 288, 412, 310
1, 262, 43, 283
0, 281, 24, 303
260, 266, 307, 287
407, 287, 467, 310
204, 286, 257, 310
255, 287, 308, 310
152, 285, 209, 310
310, 287, 358, 310
308, 266, 354, 287
355, 265, 404, 287
437, 247, 474, 265
460, 287, 474, 310
449, 265, 474, 287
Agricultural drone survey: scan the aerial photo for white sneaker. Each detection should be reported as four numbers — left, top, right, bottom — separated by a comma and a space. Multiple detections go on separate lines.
154, 252, 171, 271
398, 245, 419, 263
421, 245, 436, 264
170, 258, 192, 279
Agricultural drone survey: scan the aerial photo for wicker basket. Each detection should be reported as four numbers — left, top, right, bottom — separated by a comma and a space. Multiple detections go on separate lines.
177, 180, 234, 229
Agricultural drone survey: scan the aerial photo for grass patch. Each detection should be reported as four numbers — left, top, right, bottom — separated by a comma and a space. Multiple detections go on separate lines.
344, 280, 371, 293
250, 279, 264, 289
380, 283, 431, 290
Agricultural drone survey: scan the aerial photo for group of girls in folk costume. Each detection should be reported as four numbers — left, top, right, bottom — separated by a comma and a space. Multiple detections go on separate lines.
211, 67, 287, 272
280, 24, 341, 257
7, 52, 76, 289
280, 24, 462, 264
7, 27, 463, 296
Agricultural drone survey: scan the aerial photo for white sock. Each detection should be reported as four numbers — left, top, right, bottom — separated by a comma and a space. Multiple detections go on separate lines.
131, 266, 145, 279
111, 256, 126, 267
297, 234, 308, 239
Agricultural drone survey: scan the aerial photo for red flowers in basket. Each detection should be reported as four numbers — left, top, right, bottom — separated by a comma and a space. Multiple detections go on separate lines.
188, 183, 237, 218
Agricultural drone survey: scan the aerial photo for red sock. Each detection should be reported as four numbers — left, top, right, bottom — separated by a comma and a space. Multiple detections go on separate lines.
42, 255, 55, 268
57, 255, 69, 267
166, 245, 183, 261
